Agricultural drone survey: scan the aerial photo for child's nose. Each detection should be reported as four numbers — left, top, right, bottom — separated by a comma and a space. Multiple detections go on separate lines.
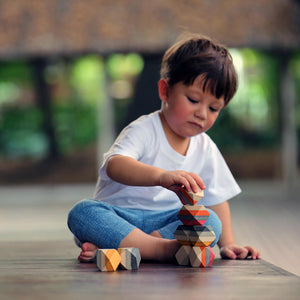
195, 107, 207, 120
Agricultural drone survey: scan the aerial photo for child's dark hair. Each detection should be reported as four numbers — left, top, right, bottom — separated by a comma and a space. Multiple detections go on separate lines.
160, 33, 238, 105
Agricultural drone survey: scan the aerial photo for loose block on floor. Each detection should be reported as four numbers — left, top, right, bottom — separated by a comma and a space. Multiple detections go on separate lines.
177, 187, 204, 205
118, 247, 141, 270
96, 249, 121, 272
189, 246, 215, 268
177, 204, 210, 226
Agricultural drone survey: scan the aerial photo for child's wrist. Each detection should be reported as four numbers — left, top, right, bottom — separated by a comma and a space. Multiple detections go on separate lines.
218, 240, 236, 249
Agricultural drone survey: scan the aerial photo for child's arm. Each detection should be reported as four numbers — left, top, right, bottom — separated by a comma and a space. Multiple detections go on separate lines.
106, 155, 205, 193
208, 201, 261, 260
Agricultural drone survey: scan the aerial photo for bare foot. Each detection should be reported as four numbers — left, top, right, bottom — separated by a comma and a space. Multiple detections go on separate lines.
78, 242, 98, 263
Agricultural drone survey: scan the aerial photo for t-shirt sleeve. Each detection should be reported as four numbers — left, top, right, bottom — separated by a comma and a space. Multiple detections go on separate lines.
200, 139, 241, 206
99, 121, 149, 180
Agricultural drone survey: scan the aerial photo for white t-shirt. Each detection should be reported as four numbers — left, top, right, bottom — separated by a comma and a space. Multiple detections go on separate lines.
94, 111, 241, 211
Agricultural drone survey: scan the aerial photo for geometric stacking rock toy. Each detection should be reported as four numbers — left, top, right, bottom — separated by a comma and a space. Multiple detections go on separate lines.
175, 186, 216, 268
96, 247, 141, 272
117, 247, 141, 270
177, 187, 204, 205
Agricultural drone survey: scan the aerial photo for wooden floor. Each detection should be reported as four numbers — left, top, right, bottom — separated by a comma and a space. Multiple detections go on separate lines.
0, 181, 299, 299
0, 240, 299, 300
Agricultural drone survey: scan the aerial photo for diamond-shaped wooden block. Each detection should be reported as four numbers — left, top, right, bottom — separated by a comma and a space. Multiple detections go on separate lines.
175, 245, 192, 266
96, 249, 121, 272
178, 204, 210, 226
174, 225, 216, 247
117, 247, 141, 270
188, 225, 216, 247
174, 225, 190, 244
189, 246, 215, 268
177, 187, 204, 205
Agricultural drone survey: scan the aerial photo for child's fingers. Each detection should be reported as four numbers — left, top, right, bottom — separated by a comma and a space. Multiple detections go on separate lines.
221, 245, 261, 260
192, 177, 206, 192
244, 246, 261, 260
220, 247, 237, 259
235, 247, 250, 259
183, 173, 206, 193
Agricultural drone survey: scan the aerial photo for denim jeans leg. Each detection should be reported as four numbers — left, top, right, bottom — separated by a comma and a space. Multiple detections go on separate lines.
67, 199, 136, 249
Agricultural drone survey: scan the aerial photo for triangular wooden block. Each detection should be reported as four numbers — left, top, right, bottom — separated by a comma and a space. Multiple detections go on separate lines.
96, 249, 121, 272
175, 245, 192, 266
178, 205, 210, 226
117, 248, 141, 270
189, 246, 215, 268
177, 187, 204, 205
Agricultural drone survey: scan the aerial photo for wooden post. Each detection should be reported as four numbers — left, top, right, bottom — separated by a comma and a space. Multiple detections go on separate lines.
96, 59, 115, 165
31, 57, 59, 160
279, 54, 299, 186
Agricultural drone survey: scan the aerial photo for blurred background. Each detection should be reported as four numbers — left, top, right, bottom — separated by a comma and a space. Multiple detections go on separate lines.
0, 0, 299, 186
0, 0, 300, 277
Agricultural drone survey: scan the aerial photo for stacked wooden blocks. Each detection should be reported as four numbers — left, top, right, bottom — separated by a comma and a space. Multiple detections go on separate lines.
96, 247, 141, 272
175, 187, 216, 268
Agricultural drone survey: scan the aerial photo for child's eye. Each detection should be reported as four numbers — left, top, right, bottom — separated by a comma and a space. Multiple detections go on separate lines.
209, 107, 219, 112
187, 97, 198, 104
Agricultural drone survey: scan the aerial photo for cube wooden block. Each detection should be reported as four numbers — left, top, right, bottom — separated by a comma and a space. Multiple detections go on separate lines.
177, 187, 204, 205
117, 248, 141, 270
175, 245, 192, 266
96, 249, 121, 272
177, 204, 210, 226
174, 225, 216, 247
189, 246, 215, 268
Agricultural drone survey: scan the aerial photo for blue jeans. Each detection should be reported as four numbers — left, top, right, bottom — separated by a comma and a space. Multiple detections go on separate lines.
67, 199, 222, 249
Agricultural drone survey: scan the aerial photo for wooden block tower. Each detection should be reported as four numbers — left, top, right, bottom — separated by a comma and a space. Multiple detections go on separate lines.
174, 187, 216, 268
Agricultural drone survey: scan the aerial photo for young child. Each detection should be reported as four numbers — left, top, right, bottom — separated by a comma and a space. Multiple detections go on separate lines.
68, 33, 260, 263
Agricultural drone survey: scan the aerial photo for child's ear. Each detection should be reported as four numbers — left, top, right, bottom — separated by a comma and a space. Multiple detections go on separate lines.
158, 79, 169, 102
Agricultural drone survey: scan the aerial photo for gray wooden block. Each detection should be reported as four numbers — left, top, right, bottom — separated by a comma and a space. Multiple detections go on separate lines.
117, 247, 141, 270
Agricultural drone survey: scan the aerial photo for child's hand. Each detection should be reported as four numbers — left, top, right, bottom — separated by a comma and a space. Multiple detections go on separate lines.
220, 244, 261, 260
159, 170, 206, 193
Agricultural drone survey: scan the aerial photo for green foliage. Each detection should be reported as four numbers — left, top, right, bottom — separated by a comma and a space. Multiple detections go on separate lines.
69, 55, 105, 105
0, 103, 97, 159
54, 103, 97, 153
106, 53, 144, 80
0, 107, 47, 158
0, 61, 33, 105
210, 48, 285, 152
1, 49, 299, 160
0, 61, 32, 83
229, 49, 280, 133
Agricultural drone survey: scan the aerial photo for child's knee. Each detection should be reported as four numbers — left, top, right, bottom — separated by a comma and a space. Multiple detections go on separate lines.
205, 208, 222, 247
67, 199, 95, 236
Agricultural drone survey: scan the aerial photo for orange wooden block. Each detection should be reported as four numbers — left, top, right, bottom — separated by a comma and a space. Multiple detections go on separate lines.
177, 204, 210, 226
96, 249, 121, 272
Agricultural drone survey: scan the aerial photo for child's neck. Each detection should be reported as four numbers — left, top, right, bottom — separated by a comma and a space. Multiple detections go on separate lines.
159, 111, 190, 156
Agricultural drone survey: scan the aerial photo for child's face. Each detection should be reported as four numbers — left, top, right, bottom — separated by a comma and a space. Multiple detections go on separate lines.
159, 75, 224, 139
